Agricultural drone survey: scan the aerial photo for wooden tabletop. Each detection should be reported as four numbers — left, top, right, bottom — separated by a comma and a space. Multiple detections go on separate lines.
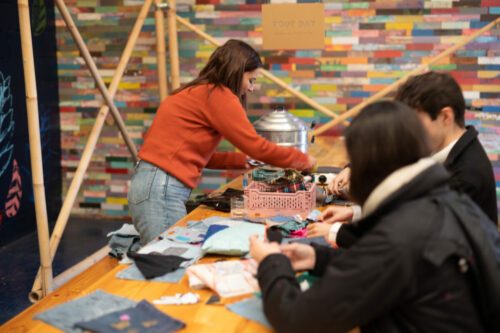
2, 137, 351, 333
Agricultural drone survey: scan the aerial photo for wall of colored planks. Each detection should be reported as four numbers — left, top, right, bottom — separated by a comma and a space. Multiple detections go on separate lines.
55, 0, 499, 219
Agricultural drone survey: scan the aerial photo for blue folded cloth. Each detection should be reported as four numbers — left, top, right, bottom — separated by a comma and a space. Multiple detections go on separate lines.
201, 223, 265, 256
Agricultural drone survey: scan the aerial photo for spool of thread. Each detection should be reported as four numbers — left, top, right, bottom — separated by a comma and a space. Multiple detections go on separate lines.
316, 173, 336, 185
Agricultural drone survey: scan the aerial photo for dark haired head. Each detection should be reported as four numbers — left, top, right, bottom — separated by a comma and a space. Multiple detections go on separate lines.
174, 39, 262, 103
346, 100, 432, 205
394, 71, 465, 127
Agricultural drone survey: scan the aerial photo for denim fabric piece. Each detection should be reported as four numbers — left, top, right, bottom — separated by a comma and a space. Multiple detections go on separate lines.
128, 160, 192, 245
35, 290, 136, 333
201, 223, 265, 256
75, 300, 185, 333
117, 264, 186, 283
226, 297, 271, 328
268, 215, 295, 224
108, 234, 140, 260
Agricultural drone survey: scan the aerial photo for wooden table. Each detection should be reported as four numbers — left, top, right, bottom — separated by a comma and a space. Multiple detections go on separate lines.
3, 137, 351, 333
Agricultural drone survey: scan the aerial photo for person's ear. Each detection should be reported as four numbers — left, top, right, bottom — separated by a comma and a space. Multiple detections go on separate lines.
440, 106, 455, 127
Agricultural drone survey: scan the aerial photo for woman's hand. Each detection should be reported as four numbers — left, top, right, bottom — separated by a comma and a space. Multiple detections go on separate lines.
305, 155, 317, 172
249, 235, 281, 263
306, 222, 332, 238
328, 167, 350, 196
280, 243, 316, 271
319, 206, 354, 224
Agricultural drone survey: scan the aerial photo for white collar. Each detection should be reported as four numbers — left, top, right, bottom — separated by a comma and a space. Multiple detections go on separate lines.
362, 158, 437, 217
432, 138, 459, 164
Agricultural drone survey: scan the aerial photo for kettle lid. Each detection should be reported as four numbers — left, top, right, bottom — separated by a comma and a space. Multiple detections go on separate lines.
253, 107, 308, 132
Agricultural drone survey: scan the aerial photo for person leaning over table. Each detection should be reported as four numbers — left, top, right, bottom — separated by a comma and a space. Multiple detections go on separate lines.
308, 71, 498, 243
129, 39, 316, 245
250, 100, 499, 333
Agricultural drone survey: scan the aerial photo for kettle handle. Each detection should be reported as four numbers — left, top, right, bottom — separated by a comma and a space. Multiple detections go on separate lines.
310, 121, 316, 144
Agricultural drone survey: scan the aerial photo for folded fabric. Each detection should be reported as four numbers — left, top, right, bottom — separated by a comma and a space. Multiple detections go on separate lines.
274, 220, 308, 237
201, 223, 265, 256
107, 224, 141, 260
75, 300, 185, 333
202, 224, 229, 244
289, 228, 308, 238
187, 260, 259, 298
35, 290, 136, 333
127, 252, 189, 279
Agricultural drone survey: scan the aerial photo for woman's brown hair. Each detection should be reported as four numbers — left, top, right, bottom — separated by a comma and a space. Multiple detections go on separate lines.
345, 100, 432, 205
173, 39, 262, 104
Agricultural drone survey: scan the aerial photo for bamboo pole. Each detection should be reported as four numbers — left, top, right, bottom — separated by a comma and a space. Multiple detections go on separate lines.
53, 0, 138, 161
155, 0, 168, 99
17, 0, 53, 297
167, 0, 181, 89
51, 246, 110, 290
175, 15, 341, 120
29, 0, 153, 302
313, 17, 500, 136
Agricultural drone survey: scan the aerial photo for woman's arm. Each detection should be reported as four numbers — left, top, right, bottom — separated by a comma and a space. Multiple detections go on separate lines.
257, 234, 413, 333
204, 88, 313, 170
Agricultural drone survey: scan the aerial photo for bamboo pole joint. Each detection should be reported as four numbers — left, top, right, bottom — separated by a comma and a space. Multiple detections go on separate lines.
155, 2, 168, 10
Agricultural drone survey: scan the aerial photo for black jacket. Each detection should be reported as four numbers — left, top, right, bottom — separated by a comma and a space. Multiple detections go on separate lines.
257, 164, 496, 333
445, 126, 497, 223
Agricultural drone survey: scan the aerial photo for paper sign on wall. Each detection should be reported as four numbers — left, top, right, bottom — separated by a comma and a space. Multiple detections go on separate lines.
262, 3, 325, 50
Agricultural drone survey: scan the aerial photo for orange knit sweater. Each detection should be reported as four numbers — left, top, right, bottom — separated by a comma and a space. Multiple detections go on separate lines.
139, 84, 310, 188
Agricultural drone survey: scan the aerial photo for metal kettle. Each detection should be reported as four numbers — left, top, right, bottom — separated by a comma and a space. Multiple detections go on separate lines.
253, 107, 309, 153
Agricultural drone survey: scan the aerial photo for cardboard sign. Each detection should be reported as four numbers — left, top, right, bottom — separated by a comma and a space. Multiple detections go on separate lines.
262, 3, 325, 50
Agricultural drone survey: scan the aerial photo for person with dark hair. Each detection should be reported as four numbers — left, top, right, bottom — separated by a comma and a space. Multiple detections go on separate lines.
309, 71, 497, 243
394, 71, 496, 222
129, 39, 316, 244
250, 100, 500, 333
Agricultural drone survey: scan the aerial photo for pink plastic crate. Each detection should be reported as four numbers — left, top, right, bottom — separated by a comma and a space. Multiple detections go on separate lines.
244, 181, 316, 218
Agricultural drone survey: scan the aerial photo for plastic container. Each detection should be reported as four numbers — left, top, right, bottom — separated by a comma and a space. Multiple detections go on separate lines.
244, 181, 316, 218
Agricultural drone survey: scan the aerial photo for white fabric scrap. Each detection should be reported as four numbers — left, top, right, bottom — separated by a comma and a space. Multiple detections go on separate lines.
152, 292, 200, 305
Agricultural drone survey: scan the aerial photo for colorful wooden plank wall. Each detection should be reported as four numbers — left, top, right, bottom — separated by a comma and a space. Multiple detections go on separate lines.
55, 0, 499, 219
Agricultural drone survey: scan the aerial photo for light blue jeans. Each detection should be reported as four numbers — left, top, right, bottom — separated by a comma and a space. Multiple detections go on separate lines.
128, 160, 191, 245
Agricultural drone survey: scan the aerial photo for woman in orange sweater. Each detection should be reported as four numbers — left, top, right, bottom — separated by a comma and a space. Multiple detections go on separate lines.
129, 39, 316, 244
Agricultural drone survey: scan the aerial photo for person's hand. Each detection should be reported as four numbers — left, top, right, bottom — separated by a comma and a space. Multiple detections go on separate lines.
319, 206, 354, 224
328, 167, 350, 196
280, 243, 316, 271
306, 222, 332, 238
249, 235, 281, 263
305, 154, 317, 172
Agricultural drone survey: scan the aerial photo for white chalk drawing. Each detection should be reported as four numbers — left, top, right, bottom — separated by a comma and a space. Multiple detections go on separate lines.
0, 71, 14, 179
